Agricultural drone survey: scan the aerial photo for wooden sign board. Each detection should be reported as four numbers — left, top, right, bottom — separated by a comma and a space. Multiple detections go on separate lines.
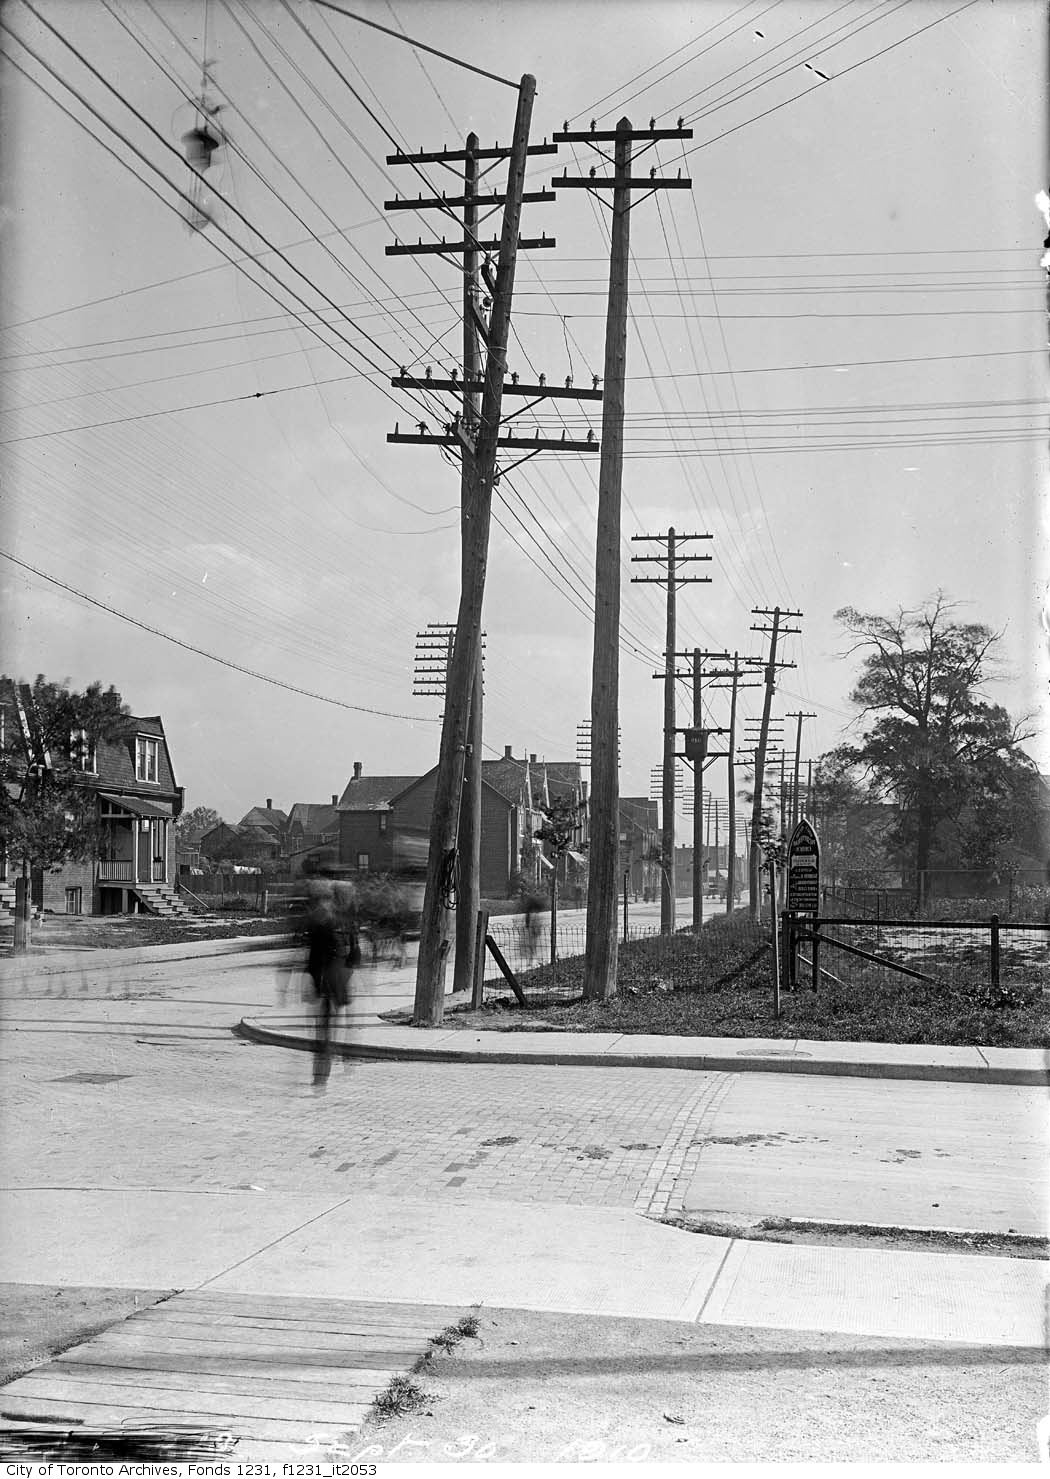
786, 817, 820, 913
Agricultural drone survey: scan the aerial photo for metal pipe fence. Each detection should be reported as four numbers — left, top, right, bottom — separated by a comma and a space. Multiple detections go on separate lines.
791, 914, 1050, 999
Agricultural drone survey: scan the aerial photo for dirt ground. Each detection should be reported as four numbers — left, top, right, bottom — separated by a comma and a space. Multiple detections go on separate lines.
356, 1306, 1046, 1465
0, 1283, 172, 1384
1, 1290, 1043, 1463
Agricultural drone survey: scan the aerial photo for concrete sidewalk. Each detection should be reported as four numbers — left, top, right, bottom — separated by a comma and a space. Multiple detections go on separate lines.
237, 1010, 1050, 1086
1, 1187, 1045, 1351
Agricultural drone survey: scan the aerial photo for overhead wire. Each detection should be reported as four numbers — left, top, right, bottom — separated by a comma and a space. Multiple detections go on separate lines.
1, 551, 442, 720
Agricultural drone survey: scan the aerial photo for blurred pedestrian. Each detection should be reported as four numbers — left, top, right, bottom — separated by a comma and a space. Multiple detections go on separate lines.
298, 868, 359, 1090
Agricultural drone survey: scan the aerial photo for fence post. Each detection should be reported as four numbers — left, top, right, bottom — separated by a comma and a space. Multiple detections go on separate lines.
770, 862, 781, 1019
811, 915, 820, 992
785, 912, 797, 991
989, 913, 1000, 991
623, 871, 629, 940
471, 908, 488, 1008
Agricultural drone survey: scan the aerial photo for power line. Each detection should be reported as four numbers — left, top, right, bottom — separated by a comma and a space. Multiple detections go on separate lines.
307, 0, 518, 89
0, 550, 442, 720
679, 0, 982, 157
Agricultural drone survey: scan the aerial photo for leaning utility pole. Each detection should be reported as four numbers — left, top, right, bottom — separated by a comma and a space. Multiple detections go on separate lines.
748, 607, 802, 918
386, 82, 601, 1024
631, 529, 711, 934
553, 117, 692, 998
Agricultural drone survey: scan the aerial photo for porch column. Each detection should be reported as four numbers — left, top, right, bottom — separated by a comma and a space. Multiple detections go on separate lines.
132, 820, 139, 885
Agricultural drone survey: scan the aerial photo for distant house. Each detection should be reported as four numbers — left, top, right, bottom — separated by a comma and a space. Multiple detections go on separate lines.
198, 821, 241, 865
334, 750, 587, 898
237, 801, 288, 857
0, 681, 184, 917
619, 797, 659, 899
336, 763, 419, 875
286, 796, 340, 874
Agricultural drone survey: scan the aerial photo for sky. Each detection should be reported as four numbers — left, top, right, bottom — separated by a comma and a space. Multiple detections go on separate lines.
1, 0, 1046, 831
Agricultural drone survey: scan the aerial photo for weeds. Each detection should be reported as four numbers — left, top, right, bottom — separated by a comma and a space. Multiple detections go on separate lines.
370, 1375, 431, 1421
428, 1313, 482, 1354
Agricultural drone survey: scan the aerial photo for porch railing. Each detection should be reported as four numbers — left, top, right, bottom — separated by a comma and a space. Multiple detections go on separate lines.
98, 860, 133, 882
152, 859, 166, 882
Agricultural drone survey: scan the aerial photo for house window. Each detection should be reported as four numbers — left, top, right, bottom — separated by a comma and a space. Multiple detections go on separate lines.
71, 729, 96, 773
135, 736, 159, 783
379, 814, 388, 834
357, 853, 369, 870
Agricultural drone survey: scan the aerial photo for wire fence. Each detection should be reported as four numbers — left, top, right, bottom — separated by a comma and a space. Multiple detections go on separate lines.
823, 880, 1050, 922
481, 919, 660, 1005
791, 915, 1050, 1000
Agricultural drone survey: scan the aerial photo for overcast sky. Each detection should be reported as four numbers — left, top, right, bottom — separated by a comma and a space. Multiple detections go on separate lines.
1, 0, 1045, 828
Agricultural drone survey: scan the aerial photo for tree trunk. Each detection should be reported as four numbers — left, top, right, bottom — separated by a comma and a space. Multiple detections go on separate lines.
13, 860, 31, 954
914, 802, 934, 913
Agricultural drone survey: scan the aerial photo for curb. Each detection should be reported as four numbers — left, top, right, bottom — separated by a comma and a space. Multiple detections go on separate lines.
234, 1017, 1050, 1086
0, 934, 293, 977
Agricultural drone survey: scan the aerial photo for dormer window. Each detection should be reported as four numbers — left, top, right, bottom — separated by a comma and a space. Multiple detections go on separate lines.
135, 735, 159, 783
71, 728, 97, 773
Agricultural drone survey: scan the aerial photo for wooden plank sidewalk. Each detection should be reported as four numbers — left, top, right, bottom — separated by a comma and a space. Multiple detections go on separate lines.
0, 1290, 467, 1454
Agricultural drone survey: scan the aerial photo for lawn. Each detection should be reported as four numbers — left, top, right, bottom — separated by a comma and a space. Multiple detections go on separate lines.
448, 912, 1049, 1048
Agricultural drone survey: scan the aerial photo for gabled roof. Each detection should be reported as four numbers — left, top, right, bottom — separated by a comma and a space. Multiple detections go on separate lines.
239, 804, 288, 831
92, 716, 178, 798
480, 757, 528, 805
287, 802, 338, 835
337, 775, 418, 811
237, 822, 282, 846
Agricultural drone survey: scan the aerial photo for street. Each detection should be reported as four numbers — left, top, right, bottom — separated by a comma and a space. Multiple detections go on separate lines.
1, 944, 1042, 1237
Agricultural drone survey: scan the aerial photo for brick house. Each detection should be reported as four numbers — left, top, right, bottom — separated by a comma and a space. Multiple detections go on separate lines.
336, 764, 418, 875
0, 682, 184, 916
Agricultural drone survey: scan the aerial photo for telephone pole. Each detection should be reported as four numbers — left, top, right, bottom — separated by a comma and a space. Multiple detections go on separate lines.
385, 80, 602, 1024
631, 529, 711, 934
785, 711, 816, 828
748, 607, 802, 918
553, 117, 692, 997
701, 652, 761, 914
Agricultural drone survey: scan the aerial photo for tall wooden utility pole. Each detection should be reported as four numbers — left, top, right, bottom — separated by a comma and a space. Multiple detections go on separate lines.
385, 82, 602, 1025
553, 118, 692, 998
747, 607, 802, 918
693, 647, 704, 931
785, 710, 815, 828
710, 654, 762, 914
456, 134, 484, 999
631, 529, 711, 935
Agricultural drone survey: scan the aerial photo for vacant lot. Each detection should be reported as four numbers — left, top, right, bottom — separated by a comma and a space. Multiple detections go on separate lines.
452, 914, 1049, 1048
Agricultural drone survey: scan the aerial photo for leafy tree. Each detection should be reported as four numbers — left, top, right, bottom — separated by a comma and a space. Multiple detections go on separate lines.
534, 794, 583, 968
835, 595, 1036, 906
1, 675, 128, 948
175, 805, 222, 845
810, 747, 898, 889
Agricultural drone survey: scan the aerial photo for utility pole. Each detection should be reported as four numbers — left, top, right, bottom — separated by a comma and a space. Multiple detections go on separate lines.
785, 711, 816, 827
748, 607, 802, 918
704, 654, 759, 914
631, 529, 711, 934
385, 81, 602, 1024
553, 117, 692, 997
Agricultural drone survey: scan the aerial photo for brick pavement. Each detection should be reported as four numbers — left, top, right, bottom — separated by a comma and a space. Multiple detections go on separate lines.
0, 994, 729, 1220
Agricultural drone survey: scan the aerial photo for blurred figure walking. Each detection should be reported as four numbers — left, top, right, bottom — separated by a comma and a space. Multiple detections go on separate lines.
295, 864, 359, 1090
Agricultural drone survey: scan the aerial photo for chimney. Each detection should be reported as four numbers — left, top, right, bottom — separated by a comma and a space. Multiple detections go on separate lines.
353, 761, 363, 781
503, 745, 513, 759
530, 753, 537, 765
331, 794, 338, 807
266, 797, 273, 811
